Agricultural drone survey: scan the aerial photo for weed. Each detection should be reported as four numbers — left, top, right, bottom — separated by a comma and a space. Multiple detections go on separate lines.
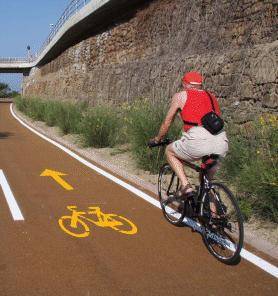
80, 105, 121, 148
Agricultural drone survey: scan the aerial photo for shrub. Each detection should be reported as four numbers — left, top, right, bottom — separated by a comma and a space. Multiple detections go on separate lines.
79, 105, 121, 148
55, 102, 83, 135
44, 101, 61, 127
15, 96, 46, 121
126, 98, 182, 173
14, 95, 28, 112
220, 115, 278, 222
27, 98, 46, 121
15, 96, 84, 135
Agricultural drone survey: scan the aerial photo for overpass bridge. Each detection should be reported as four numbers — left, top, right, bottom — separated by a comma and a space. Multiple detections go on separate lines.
0, 0, 145, 74
0, 58, 35, 74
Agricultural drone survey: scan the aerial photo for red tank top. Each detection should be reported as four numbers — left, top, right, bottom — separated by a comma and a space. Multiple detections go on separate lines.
181, 89, 221, 132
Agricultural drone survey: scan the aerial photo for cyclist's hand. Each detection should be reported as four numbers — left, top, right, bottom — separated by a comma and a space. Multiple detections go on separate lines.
148, 138, 159, 147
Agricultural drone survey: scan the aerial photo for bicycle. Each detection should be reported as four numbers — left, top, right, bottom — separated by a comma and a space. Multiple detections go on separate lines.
149, 139, 244, 264
59, 206, 138, 238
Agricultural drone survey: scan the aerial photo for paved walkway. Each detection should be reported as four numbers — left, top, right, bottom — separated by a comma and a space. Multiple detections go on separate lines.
0, 102, 277, 295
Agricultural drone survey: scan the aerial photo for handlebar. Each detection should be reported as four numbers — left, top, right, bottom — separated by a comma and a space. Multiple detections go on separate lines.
147, 138, 172, 148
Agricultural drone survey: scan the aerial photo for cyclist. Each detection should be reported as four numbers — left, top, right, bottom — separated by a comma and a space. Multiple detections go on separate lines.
150, 71, 228, 200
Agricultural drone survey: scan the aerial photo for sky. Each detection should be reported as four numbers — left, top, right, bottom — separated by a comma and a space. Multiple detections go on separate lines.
0, 0, 69, 91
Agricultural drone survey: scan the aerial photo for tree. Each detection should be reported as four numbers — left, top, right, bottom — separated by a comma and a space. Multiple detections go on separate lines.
0, 82, 19, 98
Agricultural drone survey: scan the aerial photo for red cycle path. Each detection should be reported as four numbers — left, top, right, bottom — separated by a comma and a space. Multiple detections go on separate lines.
0, 103, 277, 296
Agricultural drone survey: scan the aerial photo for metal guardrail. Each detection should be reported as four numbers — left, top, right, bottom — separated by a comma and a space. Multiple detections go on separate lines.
0, 0, 91, 65
0, 57, 31, 63
38, 0, 90, 56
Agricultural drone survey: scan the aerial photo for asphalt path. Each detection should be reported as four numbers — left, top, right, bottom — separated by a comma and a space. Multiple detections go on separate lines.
0, 102, 277, 295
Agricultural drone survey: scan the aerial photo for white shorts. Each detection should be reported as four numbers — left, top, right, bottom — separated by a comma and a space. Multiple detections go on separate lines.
172, 127, 229, 162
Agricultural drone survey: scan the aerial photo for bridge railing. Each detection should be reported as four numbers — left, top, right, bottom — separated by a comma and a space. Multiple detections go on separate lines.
38, 0, 90, 56
0, 57, 32, 64
0, 0, 91, 66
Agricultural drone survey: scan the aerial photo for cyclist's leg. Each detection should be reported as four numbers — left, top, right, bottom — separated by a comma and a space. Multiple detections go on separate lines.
207, 131, 229, 181
165, 144, 193, 194
169, 129, 205, 184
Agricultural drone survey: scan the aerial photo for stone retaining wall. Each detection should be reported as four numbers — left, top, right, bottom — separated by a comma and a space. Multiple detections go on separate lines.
23, 0, 278, 121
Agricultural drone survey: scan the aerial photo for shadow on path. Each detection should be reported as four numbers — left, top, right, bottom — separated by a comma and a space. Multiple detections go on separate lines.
0, 132, 13, 139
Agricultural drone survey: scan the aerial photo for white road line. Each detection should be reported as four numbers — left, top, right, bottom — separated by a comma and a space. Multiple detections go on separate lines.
241, 249, 278, 278
0, 170, 24, 221
10, 103, 278, 278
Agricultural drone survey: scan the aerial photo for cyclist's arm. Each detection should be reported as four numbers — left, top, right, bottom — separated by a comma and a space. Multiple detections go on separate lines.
154, 94, 181, 142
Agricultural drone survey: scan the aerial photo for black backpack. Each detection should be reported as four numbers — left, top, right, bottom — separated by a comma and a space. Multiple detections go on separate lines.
183, 91, 224, 135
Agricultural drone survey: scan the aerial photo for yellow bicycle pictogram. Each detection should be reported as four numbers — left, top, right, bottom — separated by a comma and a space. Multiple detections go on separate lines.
58, 205, 138, 238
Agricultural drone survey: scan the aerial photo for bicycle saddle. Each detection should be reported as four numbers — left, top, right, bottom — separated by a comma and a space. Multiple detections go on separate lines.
202, 154, 220, 161
201, 154, 220, 170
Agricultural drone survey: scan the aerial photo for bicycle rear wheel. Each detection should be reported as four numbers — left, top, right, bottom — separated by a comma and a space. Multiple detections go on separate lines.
201, 182, 244, 264
58, 216, 90, 238
158, 164, 185, 226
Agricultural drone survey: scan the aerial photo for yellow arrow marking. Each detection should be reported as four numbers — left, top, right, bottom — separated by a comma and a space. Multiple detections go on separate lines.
40, 169, 74, 191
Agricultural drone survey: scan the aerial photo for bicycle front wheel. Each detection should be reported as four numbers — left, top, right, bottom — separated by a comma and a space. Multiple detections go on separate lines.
107, 214, 138, 235
201, 182, 244, 264
158, 164, 185, 226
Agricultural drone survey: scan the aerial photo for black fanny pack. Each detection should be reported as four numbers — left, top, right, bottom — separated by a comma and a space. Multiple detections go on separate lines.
184, 91, 224, 135
201, 110, 224, 135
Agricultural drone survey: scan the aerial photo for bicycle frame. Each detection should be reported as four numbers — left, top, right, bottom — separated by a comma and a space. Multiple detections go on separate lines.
175, 159, 215, 219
